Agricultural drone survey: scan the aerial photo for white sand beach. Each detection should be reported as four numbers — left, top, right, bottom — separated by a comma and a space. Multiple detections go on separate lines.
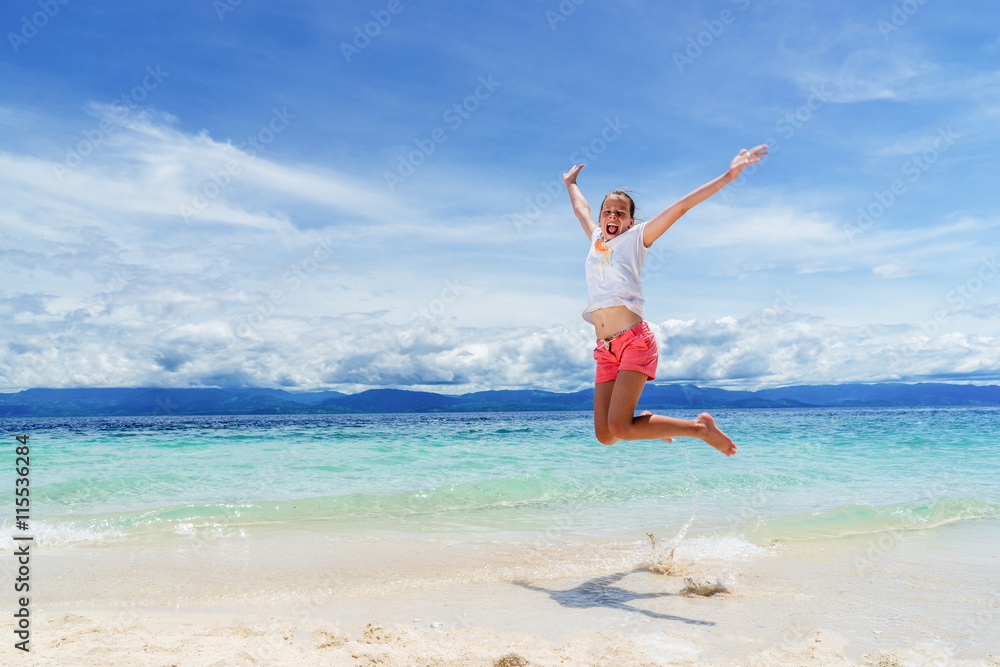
4, 519, 999, 666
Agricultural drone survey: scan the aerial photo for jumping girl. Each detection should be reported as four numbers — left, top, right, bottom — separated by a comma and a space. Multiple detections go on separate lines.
563, 145, 767, 455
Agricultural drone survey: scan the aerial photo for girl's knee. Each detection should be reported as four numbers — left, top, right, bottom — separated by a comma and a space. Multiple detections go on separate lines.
608, 419, 634, 442
595, 426, 617, 446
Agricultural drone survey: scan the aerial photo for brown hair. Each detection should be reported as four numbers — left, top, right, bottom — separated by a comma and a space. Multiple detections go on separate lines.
601, 189, 636, 219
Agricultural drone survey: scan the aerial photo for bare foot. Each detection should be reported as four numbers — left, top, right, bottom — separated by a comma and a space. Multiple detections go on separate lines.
695, 412, 736, 456
638, 411, 673, 443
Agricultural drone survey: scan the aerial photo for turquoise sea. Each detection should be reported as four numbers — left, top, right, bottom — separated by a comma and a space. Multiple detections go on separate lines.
3, 407, 999, 550
4, 407, 999, 664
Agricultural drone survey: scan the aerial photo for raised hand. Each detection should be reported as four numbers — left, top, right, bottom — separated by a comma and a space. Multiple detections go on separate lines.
728, 144, 768, 179
563, 163, 585, 186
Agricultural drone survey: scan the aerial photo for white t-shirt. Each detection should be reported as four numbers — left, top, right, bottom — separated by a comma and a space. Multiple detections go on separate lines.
583, 222, 648, 324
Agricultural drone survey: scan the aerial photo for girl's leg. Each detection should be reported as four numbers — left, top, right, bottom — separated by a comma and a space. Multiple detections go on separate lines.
606, 370, 737, 456
594, 380, 619, 445
596, 380, 660, 445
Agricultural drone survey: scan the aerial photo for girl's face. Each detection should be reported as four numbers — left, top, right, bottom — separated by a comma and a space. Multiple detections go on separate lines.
599, 195, 634, 239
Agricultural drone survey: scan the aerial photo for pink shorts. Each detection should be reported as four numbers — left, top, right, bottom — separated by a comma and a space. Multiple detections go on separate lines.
594, 321, 658, 384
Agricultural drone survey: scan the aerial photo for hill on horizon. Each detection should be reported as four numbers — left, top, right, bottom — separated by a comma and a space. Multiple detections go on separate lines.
1, 383, 999, 417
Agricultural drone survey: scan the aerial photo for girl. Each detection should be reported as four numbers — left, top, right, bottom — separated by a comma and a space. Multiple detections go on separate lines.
563, 145, 767, 455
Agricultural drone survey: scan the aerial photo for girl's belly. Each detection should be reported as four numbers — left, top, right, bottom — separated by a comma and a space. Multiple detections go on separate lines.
591, 305, 642, 340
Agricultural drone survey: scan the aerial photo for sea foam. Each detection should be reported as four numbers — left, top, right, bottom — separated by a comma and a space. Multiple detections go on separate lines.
744, 496, 1000, 543
0, 518, 125, 548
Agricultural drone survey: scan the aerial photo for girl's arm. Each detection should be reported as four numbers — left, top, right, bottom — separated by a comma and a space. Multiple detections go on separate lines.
642, 145, 767, 248
563, 164, 598, 239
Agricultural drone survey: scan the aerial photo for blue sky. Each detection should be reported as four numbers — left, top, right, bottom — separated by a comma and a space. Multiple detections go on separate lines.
1, 0, 998, 393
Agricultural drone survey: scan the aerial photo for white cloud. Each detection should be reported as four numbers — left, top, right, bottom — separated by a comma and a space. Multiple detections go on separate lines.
795, 263, 849, 275
873, 262, 917, 279
3, 306, 998, 393
779, 26, 999, 106
670, 202, 844, 250
2, 100, 998, 392
0, 104, 404, 234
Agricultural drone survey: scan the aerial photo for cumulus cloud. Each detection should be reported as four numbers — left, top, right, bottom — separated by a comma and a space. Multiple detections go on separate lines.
2, 104, 997, 393
3, 304, 998, 393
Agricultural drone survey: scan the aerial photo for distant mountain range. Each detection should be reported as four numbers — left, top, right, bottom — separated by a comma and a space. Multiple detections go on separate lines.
1, 383, 999, 417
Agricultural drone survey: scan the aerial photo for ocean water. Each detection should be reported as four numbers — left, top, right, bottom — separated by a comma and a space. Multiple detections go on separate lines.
4, 407, 999, 663
3, 407, 998, 552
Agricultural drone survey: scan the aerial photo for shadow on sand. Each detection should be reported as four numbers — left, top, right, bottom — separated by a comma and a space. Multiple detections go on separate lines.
513, 568, 715, 626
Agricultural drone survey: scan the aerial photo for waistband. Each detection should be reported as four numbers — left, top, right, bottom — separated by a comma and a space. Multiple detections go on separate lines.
597, 321, 645, 349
